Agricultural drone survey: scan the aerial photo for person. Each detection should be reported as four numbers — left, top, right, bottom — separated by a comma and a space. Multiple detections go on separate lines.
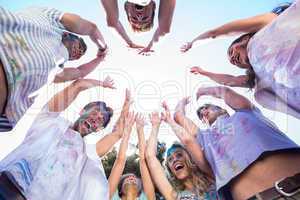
171, 86, 300, 200
145, 112, 221, 200
109, 113, 156, 200
0, 6, 107, 131
181, 2, 300, 120
0, 77, 137, 200
100, 0, 176, 54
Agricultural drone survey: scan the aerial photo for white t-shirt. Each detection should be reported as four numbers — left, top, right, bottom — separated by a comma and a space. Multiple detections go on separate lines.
127, 0, 152, 6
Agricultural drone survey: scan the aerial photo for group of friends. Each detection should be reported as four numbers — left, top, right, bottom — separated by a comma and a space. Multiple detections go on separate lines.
0, 0, 300, 200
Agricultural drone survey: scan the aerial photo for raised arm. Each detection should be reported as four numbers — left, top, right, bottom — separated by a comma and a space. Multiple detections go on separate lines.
197, 86, 253, 110
54, 55, 106, 83
181, 12, 277, 52
96, 89, 132, 157
139, 0, 176, 54
108, 112, 135, 199
48, 77, 115, 112
190, 66, 250, 88
101, 0, 143, 48
162, 102, 213, 178
174, 97, 199, 137
60, 13, 106, 49
136, 114, 156, 200
145, 112, 177, 200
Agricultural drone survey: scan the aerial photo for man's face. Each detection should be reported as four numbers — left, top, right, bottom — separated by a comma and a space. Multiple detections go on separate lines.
199, 105, 225, 125
67, 39, 85, 60
76, 107, 104, 135
125, 1, 155, 31
167, 149, 190, 180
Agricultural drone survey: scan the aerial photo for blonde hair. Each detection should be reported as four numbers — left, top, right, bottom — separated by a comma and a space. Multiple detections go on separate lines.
166, 147, 212, 198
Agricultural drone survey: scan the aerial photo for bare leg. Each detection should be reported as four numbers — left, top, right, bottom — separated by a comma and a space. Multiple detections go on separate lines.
0, 59, 8, 115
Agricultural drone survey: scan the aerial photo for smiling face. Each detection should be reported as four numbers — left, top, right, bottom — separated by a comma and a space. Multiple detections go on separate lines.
167, 148, 191, 181
124, 1, 156, 32
62, 32, 86, 60
228, 34, 252, 69
76, 107, 105, 136
119, 174, 142, 198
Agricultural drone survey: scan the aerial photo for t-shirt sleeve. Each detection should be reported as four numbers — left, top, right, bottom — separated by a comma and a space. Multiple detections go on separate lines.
42, 7, 66, 29
271, 3, 292, 15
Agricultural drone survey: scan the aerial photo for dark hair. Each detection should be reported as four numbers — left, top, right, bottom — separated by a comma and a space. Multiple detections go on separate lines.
83, 101, 113, 128
63, 32, 87, 54
228, 32, 256, 88
124, 1, 156, 32
118, 173, 142, 198
196, 103, 225, 120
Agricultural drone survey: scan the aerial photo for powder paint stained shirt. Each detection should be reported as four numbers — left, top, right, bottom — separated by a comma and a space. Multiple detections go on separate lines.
196, 107, 299, 191
0, 7, 69, 127
247, 0, 300, 119
0, 109, 109, 200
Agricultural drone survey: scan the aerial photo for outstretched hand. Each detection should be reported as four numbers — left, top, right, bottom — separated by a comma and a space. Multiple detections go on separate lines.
161, 102, 173, 124
136, 113, 146, 130
138, 46, 154, 56
190, 66, 206, 75
102, 76, 115, 89
181, 42, 193, 53
124, 111, 136, 137
149, 112, 162, 127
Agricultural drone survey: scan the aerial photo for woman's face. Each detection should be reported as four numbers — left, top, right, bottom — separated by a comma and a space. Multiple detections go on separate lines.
167, 149, 190, 180
227, 37, 251, 69
121, 175, 139, 196
125, 1, 155, 31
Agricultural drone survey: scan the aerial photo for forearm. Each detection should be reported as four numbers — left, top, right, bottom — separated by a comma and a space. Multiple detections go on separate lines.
168, 120, 194, 145
108, 157, 126, 198
113, 21, 133, 46
145, 126, 159, 158
96, 131, 121, 157
174, 103, 198, 137
140, 159, 156, 200
201, 71, 247, 87
77, 57, 103, 78
48, 80, 81, 112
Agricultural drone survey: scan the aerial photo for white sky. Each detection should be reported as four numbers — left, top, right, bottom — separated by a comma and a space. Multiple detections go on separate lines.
0, 0, 299, 160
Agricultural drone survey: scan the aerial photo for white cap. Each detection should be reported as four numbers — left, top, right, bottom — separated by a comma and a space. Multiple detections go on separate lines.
127, 0, 152, 6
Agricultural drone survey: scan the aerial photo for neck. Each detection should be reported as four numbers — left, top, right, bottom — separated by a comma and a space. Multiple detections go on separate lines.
183, 177, 194, 191
122, 186, 138, 200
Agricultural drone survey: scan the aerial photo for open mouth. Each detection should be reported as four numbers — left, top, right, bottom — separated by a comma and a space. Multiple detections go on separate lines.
174, 163, 184, 171
84, 120, 92, 131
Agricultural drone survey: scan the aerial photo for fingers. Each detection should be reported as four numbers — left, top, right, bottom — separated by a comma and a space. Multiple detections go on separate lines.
103, 76, 116, 89
180, 42, 192, 53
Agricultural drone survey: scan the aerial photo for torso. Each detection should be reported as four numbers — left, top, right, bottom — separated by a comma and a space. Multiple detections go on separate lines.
230, 150, 300, 200
0, 59, 8, 114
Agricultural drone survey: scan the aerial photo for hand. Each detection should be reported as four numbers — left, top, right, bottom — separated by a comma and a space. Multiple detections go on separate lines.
138, 46, 154, 56
178, 97, 191, 107
149, 112, 161, 127
97, 45, 108, 57
161, 101, 173, 123
124, 111, 136, 137
128, 42, 145, 49
121, 89, 133, 117
180, 42, 193, 53
102, 76, 115, 89
190, 66, 206, 75
135, 113, 146, 131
